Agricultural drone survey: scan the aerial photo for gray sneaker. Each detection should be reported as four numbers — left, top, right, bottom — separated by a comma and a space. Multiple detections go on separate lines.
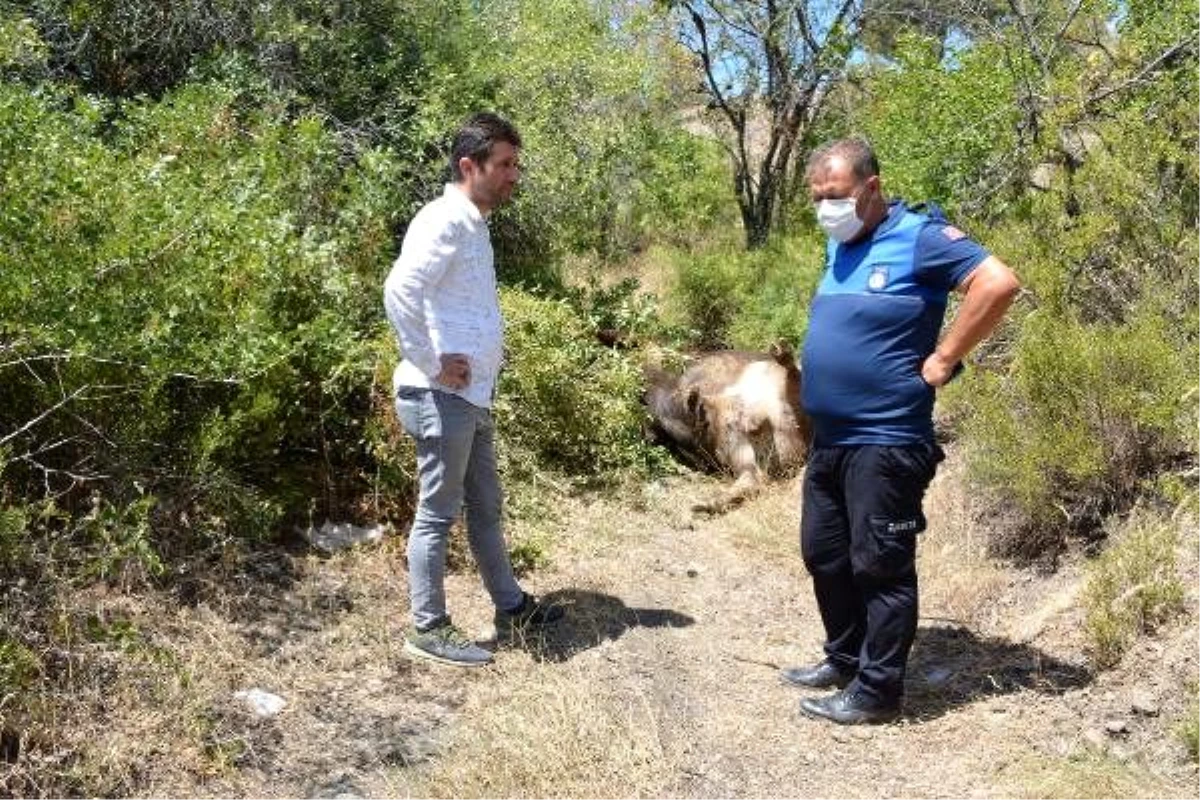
405, 622, 493, 667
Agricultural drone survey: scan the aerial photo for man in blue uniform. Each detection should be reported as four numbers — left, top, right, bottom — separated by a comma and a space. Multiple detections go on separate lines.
783, 138, 1020, 724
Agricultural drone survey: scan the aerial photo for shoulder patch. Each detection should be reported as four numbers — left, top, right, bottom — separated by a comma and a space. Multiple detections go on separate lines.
940, 225, 966, 241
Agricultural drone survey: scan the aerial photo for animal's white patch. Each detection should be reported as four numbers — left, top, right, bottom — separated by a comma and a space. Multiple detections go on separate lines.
723, 361, 787, 424
644, 345, 810, 515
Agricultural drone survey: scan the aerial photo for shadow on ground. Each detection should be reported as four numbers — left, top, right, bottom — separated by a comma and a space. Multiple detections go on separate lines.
507, 588, 695, 663
904, 623, 1094, 721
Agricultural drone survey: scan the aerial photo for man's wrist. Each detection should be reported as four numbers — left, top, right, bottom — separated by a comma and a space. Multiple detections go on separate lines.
933, 348, 959, 367
411, 350, 441, 380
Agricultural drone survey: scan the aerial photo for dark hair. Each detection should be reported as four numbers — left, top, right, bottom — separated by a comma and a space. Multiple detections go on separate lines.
805, 137, 880, 183
449, 112, 522, 181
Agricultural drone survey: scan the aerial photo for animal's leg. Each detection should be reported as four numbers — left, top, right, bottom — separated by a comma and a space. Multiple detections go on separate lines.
770, 411, 808, 467
692, 438, 762, 515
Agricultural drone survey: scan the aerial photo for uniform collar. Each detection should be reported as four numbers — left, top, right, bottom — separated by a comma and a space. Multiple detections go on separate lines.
836, 199, 905, 248
872, 199, 907, 237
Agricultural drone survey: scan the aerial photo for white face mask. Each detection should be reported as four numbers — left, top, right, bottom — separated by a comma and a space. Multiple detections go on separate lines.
816, 196, 864, 243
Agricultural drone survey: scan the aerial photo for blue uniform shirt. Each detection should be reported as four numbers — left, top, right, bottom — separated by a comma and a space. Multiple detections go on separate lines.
801, 200, 989, 446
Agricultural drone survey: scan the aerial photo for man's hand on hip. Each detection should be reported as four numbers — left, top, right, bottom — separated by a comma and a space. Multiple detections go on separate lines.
436, 353, 471, 390
920, 351, 960, 388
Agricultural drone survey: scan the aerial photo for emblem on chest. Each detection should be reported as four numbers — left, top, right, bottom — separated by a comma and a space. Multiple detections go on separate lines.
867, 265, 889, 291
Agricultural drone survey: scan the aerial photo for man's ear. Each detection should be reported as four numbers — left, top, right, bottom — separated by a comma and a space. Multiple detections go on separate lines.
457, 156, 477, 180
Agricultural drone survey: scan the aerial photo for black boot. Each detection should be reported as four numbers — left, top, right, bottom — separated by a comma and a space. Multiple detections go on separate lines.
780, 659, 854, 689
799, 689, 901, 725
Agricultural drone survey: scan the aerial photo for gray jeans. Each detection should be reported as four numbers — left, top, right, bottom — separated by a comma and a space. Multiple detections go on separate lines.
394, 387, 523, 630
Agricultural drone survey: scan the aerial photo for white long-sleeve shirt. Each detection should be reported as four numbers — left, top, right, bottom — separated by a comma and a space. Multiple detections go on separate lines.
383, 184, 504, 409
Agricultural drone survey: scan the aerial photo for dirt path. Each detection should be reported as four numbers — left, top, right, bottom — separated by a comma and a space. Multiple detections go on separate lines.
173, 455, 1198, 798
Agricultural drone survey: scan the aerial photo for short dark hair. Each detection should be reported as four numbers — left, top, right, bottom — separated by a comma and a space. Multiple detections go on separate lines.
805, 137, 880, 184
449, 112, 522, 181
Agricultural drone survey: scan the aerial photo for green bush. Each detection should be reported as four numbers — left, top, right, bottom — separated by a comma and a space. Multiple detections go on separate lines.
561, 275, 681, 346
0, 498, 28, 566
844, 33, 1021, 220
494, 288, 665, 484
0, 76, 395, 580
664, 233, 824, 350
952, 303, 1197, 559
1081, 508, 1187, 669
360, 334, 420, 525
0, 634, 41, 694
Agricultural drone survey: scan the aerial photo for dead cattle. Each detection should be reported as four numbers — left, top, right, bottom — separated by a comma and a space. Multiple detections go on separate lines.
644, 342, 811, 513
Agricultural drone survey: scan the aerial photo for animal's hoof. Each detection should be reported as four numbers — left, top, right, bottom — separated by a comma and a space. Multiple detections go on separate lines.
690, 493, 745, 516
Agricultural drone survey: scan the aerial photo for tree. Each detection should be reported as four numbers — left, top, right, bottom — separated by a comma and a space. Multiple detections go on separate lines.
670, 0, 866, 248
20, 0, 250, 96
857, 0, 1007, 59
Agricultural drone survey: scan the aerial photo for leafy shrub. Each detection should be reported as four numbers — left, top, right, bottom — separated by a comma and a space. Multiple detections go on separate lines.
843, 33, 1021, 221
952, 303, 1197, 560
630, 130, 736, 250
561, 275, 677, 346
0, 634, 41, 694
494, 288, 665, 484
668, 248, 745, 348
0, 499, 28, 566
724, 235, 825, 350
1081, 507, 1187, 668
0, 77, 396, 583
508, 530, 552, 576
664, 233, 824, 350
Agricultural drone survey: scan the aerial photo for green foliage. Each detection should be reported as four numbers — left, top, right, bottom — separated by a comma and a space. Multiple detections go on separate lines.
0, 13, 47, 74
0, 0, 717, 614
1081, 508, 1186, 669
954, 304, 1196, 556
494, 289, 665, 483
663, 233, 825, 349
0, 501, 29, 565
508, 531, 552, 577
0, 634, 41, 693
403, 0, 700, 273
21, 0, 250, 95
944, 17, 1198, 555
0, 76, 393, 575
630, 131, 735, 249
253, 0, 426, 132
561, 276, 675, 345
844, 32, 1022, 218
669, 248, 745, 348
359, 335, 420, 524
76, 494, 162, 586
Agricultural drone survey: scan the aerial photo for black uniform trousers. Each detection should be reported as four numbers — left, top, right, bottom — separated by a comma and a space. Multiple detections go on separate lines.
800, 442, 944, 705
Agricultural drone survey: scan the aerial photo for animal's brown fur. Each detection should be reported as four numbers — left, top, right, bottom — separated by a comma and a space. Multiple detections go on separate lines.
645, 341, 811, 514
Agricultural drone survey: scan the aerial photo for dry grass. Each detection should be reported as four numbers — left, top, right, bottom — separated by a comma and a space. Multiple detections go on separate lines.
1083, 506, 1189, 668
717, 473, 804, 566
997, 752, 1185, 799
389, 660, 682, 798
1179, 679, 1199, 762
2, 589, 245, 796
918, 453, 1013, 627
4, 448, 1198, 798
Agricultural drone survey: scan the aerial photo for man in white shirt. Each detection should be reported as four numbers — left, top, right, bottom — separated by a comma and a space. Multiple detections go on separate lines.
383, 113, 562, 667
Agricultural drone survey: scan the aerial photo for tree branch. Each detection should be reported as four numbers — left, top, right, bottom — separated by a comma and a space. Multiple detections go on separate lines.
1087, 34, 1197, 108
1, 385, 90, 447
